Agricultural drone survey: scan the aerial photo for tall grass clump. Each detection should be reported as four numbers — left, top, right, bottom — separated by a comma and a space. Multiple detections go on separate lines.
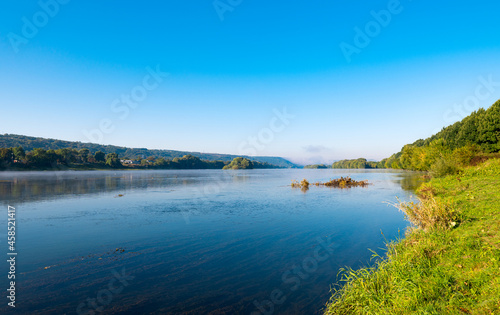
325, 246, 409, 315
429, 157, 459, 177
395, 197, 461, 231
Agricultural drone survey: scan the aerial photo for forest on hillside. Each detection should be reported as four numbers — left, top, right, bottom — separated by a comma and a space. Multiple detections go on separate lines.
0, 146, 278, 171
332, 100, 500, 176
0, 134, 297, 168
382, 99, 500, 174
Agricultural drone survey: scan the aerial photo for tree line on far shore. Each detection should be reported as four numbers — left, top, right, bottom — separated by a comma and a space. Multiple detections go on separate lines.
0, 147, 275, 171
331, 158, 383, 169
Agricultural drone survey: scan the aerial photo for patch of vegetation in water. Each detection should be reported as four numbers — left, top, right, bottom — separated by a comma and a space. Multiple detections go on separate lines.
291, 177, 369, 190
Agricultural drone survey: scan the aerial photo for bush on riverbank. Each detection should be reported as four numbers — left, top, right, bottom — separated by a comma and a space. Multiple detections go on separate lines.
395, 197, 462, 232
324, 158, 500, 314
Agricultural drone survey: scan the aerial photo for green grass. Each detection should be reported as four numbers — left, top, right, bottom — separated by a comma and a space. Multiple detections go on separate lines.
324, 159, 500, 314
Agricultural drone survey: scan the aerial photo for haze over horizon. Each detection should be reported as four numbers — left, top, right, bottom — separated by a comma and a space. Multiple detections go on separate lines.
1, 1, 500, 165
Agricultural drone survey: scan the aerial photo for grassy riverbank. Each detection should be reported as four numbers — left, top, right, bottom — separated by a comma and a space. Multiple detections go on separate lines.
325, 159, 500, 314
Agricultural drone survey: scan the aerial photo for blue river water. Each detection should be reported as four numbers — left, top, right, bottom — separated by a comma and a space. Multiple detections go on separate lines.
0, 169, 424, 314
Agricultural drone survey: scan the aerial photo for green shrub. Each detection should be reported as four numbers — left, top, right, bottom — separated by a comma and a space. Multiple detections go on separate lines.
430, 157, 459, 177
396, 197, 461, 231
451, 144, 480, 167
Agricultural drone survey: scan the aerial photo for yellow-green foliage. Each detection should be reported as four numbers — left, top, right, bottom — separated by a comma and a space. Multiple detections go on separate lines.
332, 158, 385, 169
429, 157, 459, 178
382, 100, 500, 174
324, 158, 500, 314
397, 142, 494, 177
399, 139, 452, 172
222, 157, 254, 170
451, 144, 481, 167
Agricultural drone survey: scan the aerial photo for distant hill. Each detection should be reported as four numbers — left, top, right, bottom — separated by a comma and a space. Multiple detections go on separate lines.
0, 134, 298, 168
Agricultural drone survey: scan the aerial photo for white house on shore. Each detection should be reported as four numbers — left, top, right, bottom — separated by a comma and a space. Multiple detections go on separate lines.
120, 160, 140, 165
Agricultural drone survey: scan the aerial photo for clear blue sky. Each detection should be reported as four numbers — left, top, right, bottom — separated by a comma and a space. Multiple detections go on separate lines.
1, 0, 500, 165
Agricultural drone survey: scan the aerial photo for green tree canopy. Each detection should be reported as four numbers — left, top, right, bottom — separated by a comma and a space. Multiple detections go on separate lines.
78, 148, 90, 163
105, 153, 121, 168
223, 157, 254, 170
12, 146, 25, 160
94, 151, 106, 162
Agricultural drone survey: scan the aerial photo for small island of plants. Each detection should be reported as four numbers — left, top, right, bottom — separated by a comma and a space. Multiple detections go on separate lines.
291, 176, 369, 190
